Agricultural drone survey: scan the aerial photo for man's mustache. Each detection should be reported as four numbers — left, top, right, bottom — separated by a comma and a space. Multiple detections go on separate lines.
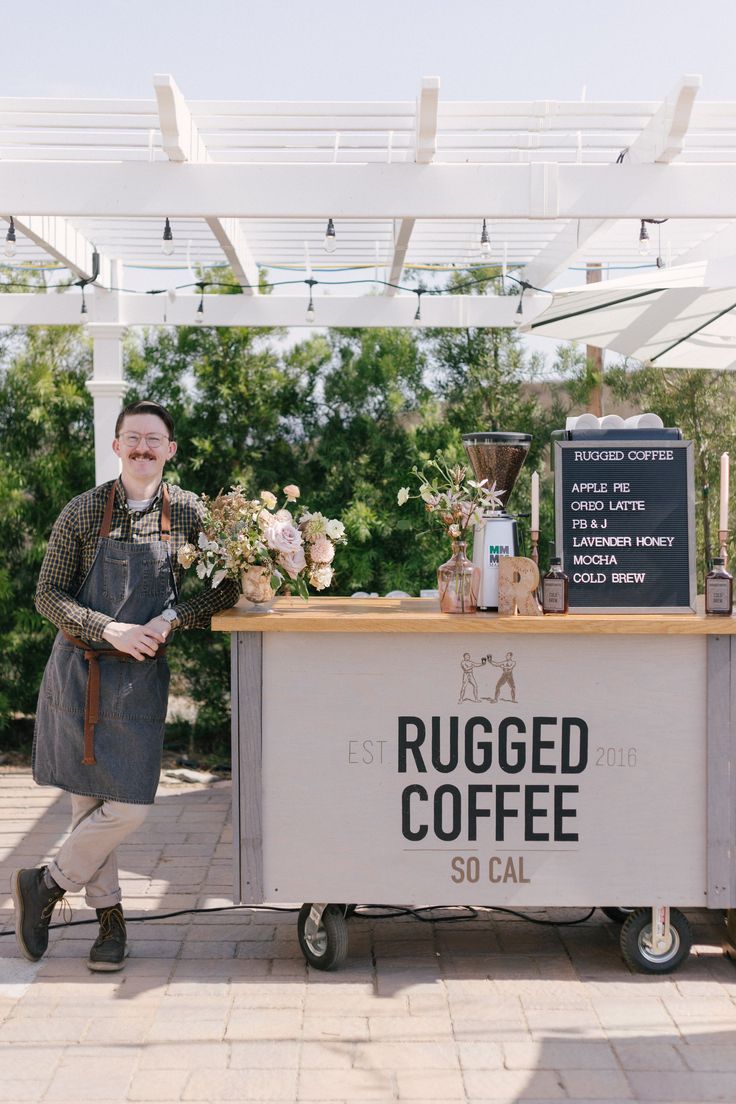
129, 452, 156, 462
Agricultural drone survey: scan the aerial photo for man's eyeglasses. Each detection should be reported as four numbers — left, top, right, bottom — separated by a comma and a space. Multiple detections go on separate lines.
118, 433, 170, 449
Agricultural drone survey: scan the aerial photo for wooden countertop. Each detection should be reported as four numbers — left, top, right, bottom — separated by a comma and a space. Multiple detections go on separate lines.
211, 596, 736, 635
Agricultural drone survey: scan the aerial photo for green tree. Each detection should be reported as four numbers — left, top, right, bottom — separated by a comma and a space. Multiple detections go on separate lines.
0, 325, 93, 732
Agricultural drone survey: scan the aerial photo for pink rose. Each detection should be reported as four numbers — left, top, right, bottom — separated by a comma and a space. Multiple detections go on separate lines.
283, 484, 300, 502
278, 545, 307, 579
263, 520, 303, 554
309, 536, 335, 564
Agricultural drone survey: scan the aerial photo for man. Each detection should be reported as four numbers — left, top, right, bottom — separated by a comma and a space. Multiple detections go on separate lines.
11, 400, 239, 971
490, 651, 517, 704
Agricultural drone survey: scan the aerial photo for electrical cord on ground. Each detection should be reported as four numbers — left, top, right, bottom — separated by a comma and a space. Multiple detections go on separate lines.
0, 902, 596, 935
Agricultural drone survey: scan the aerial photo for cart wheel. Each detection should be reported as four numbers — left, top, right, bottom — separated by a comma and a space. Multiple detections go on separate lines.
298, 904, 349, 971
620, 907, 692, 974
601, 906, 637, 924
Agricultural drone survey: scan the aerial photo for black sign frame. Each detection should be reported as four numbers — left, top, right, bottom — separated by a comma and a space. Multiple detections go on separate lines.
554, 438, 696, 613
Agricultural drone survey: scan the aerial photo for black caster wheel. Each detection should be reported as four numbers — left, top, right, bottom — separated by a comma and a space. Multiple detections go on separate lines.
298, 904, 349, 971
601, 906, 637, 924
620, 907, 692, 974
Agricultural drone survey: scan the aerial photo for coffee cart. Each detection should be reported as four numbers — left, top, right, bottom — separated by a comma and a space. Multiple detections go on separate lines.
212, 597, 736, 974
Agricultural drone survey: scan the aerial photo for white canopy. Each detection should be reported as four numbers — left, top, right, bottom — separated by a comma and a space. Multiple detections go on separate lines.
526, 260, 736, 370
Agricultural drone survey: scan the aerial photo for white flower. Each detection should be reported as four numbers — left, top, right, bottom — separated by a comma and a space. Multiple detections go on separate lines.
448, 524, 461, 538
397, 487, 410, 506
300, 511, 328, 539
263, 519, 303, 554
196, 562, 207, 579
278, 545, 307, 579
198, 531, 210, 550
325, 518, 345, 541
283, 484, 300, 502
260, 490, 277, 510
274, 508, 293, 523
309, 564, 333, 590
177, 542, 197, 568
310, 536, 335, 564
211, 568, 228, 589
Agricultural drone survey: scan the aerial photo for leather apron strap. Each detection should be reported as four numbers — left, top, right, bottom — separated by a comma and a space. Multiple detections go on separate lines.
73, 480, 171, 766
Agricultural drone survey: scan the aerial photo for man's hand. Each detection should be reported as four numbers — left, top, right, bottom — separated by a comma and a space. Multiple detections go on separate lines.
102, 621, 167, 661
145, 615, 174, 641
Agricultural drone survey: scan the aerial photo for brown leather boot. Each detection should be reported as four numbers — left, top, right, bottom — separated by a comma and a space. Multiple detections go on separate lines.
11, 867, 66, 962
87, 904, 128, 972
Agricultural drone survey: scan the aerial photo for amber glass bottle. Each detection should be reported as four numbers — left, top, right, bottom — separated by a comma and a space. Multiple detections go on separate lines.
705, 558, 733, 616
542, 557, 569, 614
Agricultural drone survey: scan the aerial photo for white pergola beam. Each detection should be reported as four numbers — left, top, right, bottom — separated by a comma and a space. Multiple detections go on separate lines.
415, 76, 440, 165
0, 292, 547, 329
523, 75, 702, 287
386, 77, 439, 295
153, 73, 257, 292
5, 162, 736, 219
8, 216, 111, 284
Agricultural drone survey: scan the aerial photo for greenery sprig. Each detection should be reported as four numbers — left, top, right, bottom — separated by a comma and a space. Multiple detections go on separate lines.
398, 453, 505, 541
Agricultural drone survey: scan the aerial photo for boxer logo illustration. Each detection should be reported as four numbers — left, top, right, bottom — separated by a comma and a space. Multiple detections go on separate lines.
458, 651, 517, 704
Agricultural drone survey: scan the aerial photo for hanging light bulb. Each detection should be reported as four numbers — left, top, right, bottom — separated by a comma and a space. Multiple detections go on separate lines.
195, 283, 205, 324
413, 291, 423, 326
479, 218, 492, 259
305, 278, 317, 323
4, 216, 16, 258
514, 283, 527, 326
638, 220, 651, 256
161, 217, 174, 257
80, 286, 88, 323
323, 218, 336, 254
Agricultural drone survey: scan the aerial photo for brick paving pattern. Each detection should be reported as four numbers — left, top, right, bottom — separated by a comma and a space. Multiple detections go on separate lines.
0, 769, 734, 1103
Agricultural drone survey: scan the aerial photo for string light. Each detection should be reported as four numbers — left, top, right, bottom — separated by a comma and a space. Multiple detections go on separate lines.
413, 289, 423, 325
161, 217, 174, 256
479, 219, 492, 259
305, 278, 317, 323
4, 217, 16, 258
195, 282, 206, 324
74, 249, 100, 324
323, 219, 336, 254
514, 281, 528, 325
638, 218, 668, 261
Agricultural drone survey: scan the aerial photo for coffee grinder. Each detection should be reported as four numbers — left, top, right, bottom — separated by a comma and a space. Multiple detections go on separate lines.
462, 431, 532, 611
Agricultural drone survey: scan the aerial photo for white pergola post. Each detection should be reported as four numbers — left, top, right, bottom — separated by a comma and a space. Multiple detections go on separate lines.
86, 324, 127, 485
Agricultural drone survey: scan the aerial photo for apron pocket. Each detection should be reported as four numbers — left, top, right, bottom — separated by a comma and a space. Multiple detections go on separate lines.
104, 657, 170, 723
42, 643, 87, 715
102, 557, 129, 606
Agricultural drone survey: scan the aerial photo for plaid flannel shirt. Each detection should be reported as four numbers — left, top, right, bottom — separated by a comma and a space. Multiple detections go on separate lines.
35, 480, 240, 643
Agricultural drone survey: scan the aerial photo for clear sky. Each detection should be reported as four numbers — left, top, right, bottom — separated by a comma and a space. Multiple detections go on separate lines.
4, 0, 735, 102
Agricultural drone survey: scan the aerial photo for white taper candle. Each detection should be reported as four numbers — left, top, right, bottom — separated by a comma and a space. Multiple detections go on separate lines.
531, 471, 540, 531
720, 452, 730, 532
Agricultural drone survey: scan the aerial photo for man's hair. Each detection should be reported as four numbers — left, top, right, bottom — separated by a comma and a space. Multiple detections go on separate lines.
115, 400, 175, 440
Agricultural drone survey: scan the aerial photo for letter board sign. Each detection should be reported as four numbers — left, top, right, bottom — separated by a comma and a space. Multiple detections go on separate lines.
554, 438, 696, 612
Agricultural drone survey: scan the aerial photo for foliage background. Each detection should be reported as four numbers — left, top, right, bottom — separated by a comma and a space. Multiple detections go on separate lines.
2, 278, 735, 758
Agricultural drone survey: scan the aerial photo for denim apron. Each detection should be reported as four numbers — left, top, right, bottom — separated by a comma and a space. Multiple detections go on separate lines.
32, 481, 177, 805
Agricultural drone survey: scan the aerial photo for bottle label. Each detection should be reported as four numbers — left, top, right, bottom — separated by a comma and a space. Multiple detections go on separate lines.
706, 577, 732, 613
543, 579, 566, 613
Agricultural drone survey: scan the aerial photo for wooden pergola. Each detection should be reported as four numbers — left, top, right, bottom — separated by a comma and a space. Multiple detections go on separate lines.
2, 72, 735, 479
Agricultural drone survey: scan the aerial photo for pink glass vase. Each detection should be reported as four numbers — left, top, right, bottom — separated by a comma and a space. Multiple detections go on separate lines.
437, 540, 481, 614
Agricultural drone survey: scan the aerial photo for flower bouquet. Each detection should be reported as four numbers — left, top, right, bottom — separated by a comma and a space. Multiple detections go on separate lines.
398, 454, 504, 613
178, 484, 346, 606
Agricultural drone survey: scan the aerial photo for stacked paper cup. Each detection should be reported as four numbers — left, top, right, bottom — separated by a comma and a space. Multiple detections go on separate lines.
565, 413, 664, 430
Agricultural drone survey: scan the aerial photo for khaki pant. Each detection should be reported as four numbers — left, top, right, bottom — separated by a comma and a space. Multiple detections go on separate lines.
48, 795, 151, 908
